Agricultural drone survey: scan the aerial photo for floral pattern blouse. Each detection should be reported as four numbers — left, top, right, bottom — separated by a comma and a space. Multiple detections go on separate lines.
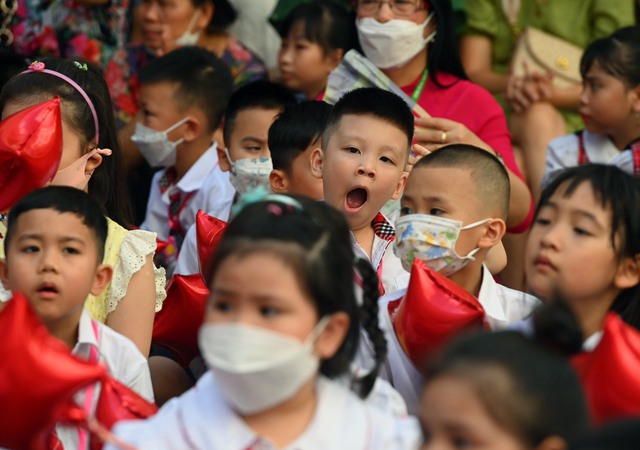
105, 36, 268, 128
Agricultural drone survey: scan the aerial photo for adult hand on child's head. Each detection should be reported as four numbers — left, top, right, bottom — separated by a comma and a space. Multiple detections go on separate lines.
403, 144, 430, 174
414, 117, 492, 153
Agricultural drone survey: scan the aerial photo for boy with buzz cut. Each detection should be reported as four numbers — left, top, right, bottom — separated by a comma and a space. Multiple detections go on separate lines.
136, 46, 235, 276
268, 100, 331, 200
311, 87, 411, 294
0, 186, 153, 448
380, 144, 540, 414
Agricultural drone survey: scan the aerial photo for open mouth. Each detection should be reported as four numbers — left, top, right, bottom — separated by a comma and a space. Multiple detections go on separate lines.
38, 283, 59, 298
346, 187, 368, 211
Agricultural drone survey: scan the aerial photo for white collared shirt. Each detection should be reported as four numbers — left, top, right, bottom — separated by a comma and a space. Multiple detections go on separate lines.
543, 130, 626, 188
108, 372, 421, 450
373, 265, 540, 414
141, 143, 234, 242
56, 309, 154, 449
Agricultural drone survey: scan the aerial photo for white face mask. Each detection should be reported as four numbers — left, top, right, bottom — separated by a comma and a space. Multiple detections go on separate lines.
394, 213, 491, 276
175, 10, 202, 46
49, 148, 112, 190
356, 14, 436, 69
223, 147, 273, 196
199, 318, 329, 414
131, 117, 189, 168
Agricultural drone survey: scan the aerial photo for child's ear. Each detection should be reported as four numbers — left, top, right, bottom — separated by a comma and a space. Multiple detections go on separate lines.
216, 144, 232, 172
182, 116, 202, 143
314, 312, 350, 359
84, 149, 105, 176
310, 148, 324, 180
0, 259, 10, 290
614, 254, 640, 290
90, 264, 113, 297
477, 218, 507, 249
269, 169, 289, 194
390, 171, 408, 200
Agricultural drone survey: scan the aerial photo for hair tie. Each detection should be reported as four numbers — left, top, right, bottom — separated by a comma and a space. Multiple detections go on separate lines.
73, 61, 88, 71
21, 61, 99, 145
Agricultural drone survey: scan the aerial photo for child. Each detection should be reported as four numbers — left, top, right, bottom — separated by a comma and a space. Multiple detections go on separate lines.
0, 186, 154, 448
0, 57, 163, 356
311, 87, 411, 294
544, 26, 640, 187
268, 100, 331, 200
421, 331, 590, 450
174, 80, 296, 276
137, 46, 235, 275
377, 144, 539, 413
277, 0, 357, 100
526, 164, 640, 340
109, 195, 421, 449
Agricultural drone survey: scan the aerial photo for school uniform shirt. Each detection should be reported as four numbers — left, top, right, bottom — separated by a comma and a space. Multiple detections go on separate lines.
57, 309, 154, 449
543, 130, 631, 187
108, 372, 422, 450
352, 212, 410, 296
141, 143, 234, 243
375, 265, 540, 414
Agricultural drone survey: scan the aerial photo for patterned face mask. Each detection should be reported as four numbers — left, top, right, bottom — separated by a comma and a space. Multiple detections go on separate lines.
394, 214, 492, 276
224, 147, 273, 196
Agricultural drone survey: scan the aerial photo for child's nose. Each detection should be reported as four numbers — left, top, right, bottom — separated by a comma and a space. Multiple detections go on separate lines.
539, 225, 561, 249
357, 162, 376, 178
143, 2, 160, 21
38, 250, 59, 273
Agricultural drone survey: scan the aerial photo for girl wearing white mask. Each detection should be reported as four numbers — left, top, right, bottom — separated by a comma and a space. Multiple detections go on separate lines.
109, 195, 421, 450
0, 58, 165, 357
355, 0, 534, 288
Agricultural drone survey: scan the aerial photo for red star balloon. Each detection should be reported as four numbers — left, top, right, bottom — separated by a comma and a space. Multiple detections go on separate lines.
0, 292, 106, 449
195, 209, 227, 283
571, 313, 640, 424
0, 98, 63, 212
390, 259, 488, 369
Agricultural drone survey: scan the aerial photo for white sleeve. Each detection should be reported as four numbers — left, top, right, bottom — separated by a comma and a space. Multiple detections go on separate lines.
542, 134, 579, 189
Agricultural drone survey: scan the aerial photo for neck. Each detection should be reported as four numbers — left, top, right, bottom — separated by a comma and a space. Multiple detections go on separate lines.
352, 224, 375, 259
47, 320, 80, 350
610, 121, 640, 151
381, 49, 427, 88
567, 293, 618, 339
242, 376, 318, 448
175, 139, 210, 180
200, 31, 229, 58
448, 260, 484, 297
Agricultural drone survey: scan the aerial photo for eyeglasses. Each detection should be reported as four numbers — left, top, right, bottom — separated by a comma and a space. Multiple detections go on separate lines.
357, 0, 425, 17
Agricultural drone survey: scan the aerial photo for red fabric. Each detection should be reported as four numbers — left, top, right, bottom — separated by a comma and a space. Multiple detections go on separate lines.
402, 73, 533, 232
152, 274, 210, 368
196, 209, 228, 283
571, 313, 640, 424
389, 258, 487, 369
0, 98, 63, 212
0, 293, 106, 450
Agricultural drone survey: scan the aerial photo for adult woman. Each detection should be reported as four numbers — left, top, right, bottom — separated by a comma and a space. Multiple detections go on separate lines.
459, 0, 635, 199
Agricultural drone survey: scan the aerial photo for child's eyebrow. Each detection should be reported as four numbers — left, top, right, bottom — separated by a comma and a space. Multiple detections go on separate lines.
571, 210, 605, 230
240, 136, 267, 144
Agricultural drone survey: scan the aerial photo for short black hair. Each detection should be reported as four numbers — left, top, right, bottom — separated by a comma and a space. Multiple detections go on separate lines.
5, 186, 108, 262
268, 101, 332, 172
139, 46, 233, 133
223, 80, 297, 144
414, 144, 510, 219
321, 87, 414, 154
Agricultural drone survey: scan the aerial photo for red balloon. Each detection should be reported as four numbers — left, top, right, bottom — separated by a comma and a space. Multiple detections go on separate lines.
390, 259, 488, 369
152, 274, 210, 367
571, 313, 640, 424
196, 209, 227, 283
90, 376, 158, 450
0, 292, 106, 449
0, 98, 63, 212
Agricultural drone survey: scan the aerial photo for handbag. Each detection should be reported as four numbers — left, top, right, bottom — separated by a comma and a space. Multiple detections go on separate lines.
510, 27, 583, 89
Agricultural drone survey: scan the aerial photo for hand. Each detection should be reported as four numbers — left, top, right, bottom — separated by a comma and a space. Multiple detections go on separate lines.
414, 116, 491, 152
404, 144, 430, 173
506, 63, 554, 112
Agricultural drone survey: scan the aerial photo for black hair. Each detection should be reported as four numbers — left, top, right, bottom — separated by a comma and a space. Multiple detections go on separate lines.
269, 101, 333, 172
321, 87, 413, 153
4, 186, 108, 262
139, 46, 233, 133
0, 47, 27, 92
0, 57, 134, 228
424, 330, 590, 447
536, 165, 640, 329
222, 80, 297, 145
580, 26, 640, 88
206, 0, 237, 33
569, 418, 640, 450
278, 1, 359, 56
414, 144, 510, 219
207, 195, 386, 398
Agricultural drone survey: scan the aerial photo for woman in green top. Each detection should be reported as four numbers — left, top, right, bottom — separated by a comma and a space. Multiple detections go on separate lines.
459, 0, 634, 199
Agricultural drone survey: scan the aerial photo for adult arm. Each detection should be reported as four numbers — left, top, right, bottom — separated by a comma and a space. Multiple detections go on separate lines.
460, 35, 510, 95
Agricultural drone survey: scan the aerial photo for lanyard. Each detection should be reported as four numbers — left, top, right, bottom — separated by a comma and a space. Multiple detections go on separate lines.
411, 68, 428, 103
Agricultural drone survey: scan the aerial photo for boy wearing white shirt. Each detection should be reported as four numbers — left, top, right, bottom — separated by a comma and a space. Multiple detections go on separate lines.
0, 186, 154, 449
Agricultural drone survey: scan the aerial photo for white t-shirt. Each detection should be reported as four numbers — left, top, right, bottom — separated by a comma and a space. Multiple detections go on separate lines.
108, 372, 421, 450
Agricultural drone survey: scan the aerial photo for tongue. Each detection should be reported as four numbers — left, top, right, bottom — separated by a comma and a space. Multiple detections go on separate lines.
346, 188, 367, 209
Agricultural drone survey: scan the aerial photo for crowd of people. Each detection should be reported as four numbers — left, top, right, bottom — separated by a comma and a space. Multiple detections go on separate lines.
1, 0, 640, 449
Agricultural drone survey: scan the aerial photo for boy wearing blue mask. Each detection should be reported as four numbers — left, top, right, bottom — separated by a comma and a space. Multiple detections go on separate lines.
381, 144, 539, 413
135, 47, 234, 276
